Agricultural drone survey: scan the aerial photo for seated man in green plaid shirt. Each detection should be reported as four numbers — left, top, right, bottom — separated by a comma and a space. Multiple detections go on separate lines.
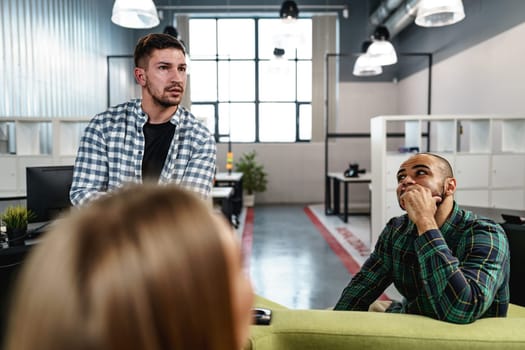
334, 152, 509, 324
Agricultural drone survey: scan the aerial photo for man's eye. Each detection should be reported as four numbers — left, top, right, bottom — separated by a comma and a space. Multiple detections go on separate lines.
159, 66, 168, 70
179, 66, 186, 72
416, 170, 427, 176
397, 175, 406, 182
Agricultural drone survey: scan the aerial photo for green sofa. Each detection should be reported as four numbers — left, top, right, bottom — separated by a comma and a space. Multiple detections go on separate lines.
247, 296, 525, 349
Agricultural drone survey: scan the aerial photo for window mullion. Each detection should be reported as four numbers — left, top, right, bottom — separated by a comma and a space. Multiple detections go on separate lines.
254, 18, 260, 143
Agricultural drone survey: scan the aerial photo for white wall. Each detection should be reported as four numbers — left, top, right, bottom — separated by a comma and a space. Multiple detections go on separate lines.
402, 22, 525, 115
398, 68, 429, 115
337, 82, 399, 132
217, 143, 325, 204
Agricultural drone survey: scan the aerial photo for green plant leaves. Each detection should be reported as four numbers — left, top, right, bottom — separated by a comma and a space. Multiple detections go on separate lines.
1, 205, 36, 229
235, 150, 268, 195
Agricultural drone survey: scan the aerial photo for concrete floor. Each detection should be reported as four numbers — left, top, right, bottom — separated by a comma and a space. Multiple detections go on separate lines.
247, 204, 351, 310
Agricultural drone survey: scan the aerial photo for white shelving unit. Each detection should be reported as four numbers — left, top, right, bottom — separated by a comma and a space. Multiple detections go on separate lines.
371, 115, 525, 247
0, 117, 90, 197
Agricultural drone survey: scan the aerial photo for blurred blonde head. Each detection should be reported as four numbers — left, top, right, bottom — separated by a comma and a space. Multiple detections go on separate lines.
5, 184, 253, 350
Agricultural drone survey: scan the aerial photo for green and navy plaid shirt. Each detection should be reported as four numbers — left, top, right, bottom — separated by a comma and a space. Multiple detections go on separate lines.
334, 202, 510, 324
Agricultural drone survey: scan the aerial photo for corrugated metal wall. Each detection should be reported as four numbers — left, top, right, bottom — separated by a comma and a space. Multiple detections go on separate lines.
0, 0, 135, 118
108, 56, 141, 106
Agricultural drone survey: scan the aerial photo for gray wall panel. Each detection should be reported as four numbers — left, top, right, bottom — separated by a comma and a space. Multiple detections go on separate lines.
0, 0, 135, 118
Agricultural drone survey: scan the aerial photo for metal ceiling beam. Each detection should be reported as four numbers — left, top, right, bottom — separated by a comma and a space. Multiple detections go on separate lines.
156, 4, 346, 11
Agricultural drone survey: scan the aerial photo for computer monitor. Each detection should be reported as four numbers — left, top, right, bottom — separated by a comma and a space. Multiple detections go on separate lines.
26, 165, 74, 223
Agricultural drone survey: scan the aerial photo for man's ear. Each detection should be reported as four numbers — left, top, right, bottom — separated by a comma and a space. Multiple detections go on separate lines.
134, 67, 146, 86
445, 177, 457, 195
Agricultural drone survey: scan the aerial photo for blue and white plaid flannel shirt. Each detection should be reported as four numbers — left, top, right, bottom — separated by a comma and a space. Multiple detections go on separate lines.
70, 99, 216, 206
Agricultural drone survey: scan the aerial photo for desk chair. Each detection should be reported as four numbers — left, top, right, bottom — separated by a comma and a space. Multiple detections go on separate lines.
502, 223, 525, 307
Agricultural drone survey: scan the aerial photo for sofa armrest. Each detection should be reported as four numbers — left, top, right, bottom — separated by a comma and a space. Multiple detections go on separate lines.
248, 296, 525, 350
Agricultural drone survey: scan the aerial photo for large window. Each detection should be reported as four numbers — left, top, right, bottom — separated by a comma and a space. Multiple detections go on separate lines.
189, 18, 312, 143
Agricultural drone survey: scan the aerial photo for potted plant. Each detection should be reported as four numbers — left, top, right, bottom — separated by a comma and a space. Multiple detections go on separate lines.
1, 205, 35, 247
235, 150, 268, 207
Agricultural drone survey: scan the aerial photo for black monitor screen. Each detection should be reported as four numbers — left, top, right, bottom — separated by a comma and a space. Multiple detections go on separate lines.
26, 166, 74, 223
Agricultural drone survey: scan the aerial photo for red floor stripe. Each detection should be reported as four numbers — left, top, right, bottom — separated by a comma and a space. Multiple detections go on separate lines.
241, 207, 255, 272
304, 206, 361, 275
304, 206, 391, 301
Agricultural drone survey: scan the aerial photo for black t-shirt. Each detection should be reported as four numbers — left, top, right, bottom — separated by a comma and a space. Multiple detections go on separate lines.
142, 121, 176, 182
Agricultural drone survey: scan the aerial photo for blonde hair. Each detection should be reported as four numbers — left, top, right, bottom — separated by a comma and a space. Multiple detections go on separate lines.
5, 184, 239, 350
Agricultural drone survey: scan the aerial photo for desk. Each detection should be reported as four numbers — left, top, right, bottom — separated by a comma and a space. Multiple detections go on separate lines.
215, 172, 243, 182
212, 187, 234, 226
212, 186, 233, 199
215, 172, 243, 227
0, 237, 35, 341
325, 172, 372, 223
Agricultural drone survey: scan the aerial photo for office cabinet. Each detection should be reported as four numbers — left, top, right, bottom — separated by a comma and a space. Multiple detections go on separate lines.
454, 189, 489, 208
492, 190, 525, 210
385, 190, 403, 222
0, 158, 17, 194
491, 155, 525, 188
455, 155, 490, 188
371, 115, 525, 247
0, 117, 90, 197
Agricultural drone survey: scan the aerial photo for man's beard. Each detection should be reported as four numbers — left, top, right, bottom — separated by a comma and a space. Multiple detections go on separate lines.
147, 82, 181, 108
436, 181, 447, 207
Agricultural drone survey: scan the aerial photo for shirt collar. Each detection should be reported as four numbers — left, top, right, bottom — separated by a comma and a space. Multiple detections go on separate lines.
438, 201, 462, 237
135, 99, 182, 127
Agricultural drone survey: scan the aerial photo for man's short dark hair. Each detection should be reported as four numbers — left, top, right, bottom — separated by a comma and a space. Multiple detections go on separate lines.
134, 33, 186, 68
420, 152, 454, 178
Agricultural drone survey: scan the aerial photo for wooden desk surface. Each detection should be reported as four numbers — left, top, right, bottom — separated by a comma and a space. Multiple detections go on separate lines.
215, 172, 243, 182
212, 187, 233, 198
463, 205, 525, 223
327, 172, 372, 182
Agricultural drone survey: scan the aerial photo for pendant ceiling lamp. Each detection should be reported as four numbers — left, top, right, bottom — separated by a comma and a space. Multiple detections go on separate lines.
111, 0, 160, 29
415, 0, 465, 27
353, 41, 382, 77
280, 1, 299, 21
353, 55, 383, 76
367, 25, 397, 66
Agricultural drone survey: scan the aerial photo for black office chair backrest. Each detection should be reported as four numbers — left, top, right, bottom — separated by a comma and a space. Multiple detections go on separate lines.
502, 223, 525, 307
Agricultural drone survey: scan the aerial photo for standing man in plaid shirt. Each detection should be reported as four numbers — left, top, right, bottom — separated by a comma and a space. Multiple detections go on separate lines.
70, 33, 216, 206
334, 153, 510, 324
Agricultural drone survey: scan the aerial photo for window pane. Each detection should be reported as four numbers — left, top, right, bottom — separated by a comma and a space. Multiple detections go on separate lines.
258, 19, 291, 59
189, 17, 312, 144
218, 19, 255, 59
191, 104, 215, 134
218, 61, 255, 101
299, 104, 312, 140
259, 103, 296, 142
190, 61, 217, 101
258, 19, 311, 59
297, 61, 311, 101
189, 19, 217, 59
259, 61, 296, 101
294, 19, 312, 59
218, 103, 255, 142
